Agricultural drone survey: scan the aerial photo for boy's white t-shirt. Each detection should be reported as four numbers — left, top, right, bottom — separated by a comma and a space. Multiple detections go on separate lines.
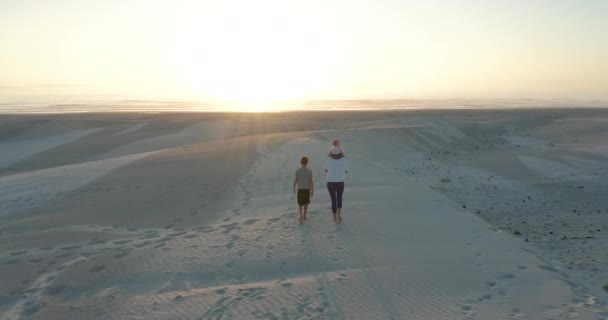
325, 157, 349, 182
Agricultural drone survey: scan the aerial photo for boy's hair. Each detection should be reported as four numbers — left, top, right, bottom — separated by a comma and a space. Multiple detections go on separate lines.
300, 156, 308, 165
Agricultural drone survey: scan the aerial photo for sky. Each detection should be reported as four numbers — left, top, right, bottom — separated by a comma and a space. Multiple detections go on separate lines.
0, 0, 607, 103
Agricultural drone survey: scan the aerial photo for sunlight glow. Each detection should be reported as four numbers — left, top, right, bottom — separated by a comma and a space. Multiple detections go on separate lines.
162, 1, 336, 107
0, 0, 607, 106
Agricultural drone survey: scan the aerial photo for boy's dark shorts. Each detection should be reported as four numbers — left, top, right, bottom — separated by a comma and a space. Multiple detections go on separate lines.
297, 189, 310, 206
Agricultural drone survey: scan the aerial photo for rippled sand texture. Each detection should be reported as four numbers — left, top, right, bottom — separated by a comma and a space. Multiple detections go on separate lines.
1, 109, 607, 319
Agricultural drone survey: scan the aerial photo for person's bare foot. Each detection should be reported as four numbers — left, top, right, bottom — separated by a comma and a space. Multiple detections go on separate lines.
299, 217, 304, 224
333, 213, 338, 223
337, 214, 342, 223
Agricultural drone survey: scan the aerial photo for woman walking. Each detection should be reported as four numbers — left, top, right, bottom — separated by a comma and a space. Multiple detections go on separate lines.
324, 139, 349, 223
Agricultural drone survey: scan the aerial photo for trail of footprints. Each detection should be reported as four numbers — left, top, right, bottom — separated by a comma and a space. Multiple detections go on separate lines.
0, 137, 311, 318
12, 137, 602, 319
457, 236, 607, 319
1, 209, 304, 319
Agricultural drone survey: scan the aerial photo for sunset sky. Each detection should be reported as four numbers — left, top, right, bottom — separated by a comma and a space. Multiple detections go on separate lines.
0, 0, 606, 102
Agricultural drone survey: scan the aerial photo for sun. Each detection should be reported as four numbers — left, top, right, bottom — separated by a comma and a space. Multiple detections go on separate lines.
170, 44, 319, 108
164, 16, 333, 110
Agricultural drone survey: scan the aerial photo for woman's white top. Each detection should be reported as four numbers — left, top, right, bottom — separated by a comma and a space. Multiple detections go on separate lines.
325, 157, 349, 182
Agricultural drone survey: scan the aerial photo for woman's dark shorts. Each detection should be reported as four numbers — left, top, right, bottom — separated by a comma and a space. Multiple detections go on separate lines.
297, 189, 311, 206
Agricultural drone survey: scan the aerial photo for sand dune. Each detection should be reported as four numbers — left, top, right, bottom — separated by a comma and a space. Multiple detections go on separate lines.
0, 151, 156, 217
0, 124, 100, 169
1, 109, 607, 319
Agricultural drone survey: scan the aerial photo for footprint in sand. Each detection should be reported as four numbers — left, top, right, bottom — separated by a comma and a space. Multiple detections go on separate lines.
499, 273, 516, 280
3, 259, 21, 265
225, 260, 236, 269
22, 301, 41, 316
89, 265, 106, 273
113, 240, 132, 245
267, 217, 281, 223
158, 236, 174, 242
538, 265, 560, 273
477, 293, 492, 302
243, 218, 260, 225
60, 245, 81, 251
508, 307, 524, 319
55, 252, 73, 258
193, 226, 215, 233
134, 241, 153, 248
336, 273, 348, 281
220, 223, 240, 234
460, 304, 473, 313
46, 285, 67, 295
113, 251, 130, 259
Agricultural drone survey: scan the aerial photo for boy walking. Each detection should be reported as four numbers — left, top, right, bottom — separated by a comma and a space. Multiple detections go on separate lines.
293, 156, 314, 224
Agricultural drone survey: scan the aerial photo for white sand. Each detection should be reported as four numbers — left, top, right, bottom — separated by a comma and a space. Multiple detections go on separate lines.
94, 120, 231, 160
0, 109, 607, 319
0, 151, 156, 216
0, 125, 100, 169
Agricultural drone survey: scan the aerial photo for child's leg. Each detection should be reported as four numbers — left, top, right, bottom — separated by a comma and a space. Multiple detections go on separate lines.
303, 204, 308, 219
298, 205, 304, 223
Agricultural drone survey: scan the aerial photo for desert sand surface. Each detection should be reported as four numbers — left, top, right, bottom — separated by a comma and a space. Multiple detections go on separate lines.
1, 108, 607, 319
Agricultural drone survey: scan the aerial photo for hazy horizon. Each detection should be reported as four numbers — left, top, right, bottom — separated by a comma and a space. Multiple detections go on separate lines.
0, 97, 606, 114
1, 0, 607, 108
